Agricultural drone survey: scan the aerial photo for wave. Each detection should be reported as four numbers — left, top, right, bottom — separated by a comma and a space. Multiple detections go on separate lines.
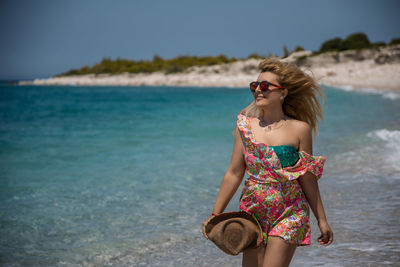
327, 129, 400, 179
367, 128, 400, 143
328, 84, 400, 100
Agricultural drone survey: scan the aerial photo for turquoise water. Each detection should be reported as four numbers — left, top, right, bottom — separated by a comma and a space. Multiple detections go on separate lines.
0, 85, 399, 266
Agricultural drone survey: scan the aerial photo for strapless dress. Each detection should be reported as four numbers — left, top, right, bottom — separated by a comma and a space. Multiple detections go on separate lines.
236, 113, 327, 246
269, 145, 299, 168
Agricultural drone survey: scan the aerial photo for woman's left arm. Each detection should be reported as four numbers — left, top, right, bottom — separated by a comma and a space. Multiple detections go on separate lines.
296, 122, 334, 246
298, 172, 333, 246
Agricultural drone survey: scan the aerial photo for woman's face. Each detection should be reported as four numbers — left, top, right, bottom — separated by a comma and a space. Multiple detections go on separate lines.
253, 71, 286, 108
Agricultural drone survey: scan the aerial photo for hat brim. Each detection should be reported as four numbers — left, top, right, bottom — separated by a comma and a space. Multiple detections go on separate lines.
205, 211, 264, 255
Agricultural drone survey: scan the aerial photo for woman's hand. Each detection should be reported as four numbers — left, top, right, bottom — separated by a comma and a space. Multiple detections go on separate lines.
202, 215, 216, 239
317, 221, 333, 246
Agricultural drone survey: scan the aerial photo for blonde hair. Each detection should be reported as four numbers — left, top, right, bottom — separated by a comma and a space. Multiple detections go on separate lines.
240, 57, 327, 139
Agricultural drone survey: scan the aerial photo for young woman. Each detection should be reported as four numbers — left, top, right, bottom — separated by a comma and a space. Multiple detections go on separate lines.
202, 57, 333, 267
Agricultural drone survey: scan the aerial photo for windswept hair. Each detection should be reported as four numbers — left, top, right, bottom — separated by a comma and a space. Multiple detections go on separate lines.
240, 57, 326, 140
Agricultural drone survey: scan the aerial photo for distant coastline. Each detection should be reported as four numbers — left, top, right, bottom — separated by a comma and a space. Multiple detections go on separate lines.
19, 45, 400, 92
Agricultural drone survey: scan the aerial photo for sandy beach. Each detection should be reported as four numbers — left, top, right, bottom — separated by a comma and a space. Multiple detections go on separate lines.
20, 45, 400, 92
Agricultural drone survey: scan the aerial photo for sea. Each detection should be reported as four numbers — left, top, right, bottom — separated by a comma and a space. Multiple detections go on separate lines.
0, 84, 399, 267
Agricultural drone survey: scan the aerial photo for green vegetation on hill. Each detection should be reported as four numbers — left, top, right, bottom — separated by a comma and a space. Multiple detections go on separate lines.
390, 38, 400, 45
61, 33, 399, 76
318, 32, 397, 53
319, 37, 343, 53
61, 54, 238, 76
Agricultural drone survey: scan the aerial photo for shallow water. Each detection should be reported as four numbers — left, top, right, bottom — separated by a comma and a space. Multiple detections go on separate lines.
0, 85, 399, 266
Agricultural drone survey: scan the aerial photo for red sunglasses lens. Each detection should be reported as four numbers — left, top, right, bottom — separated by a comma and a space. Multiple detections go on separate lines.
259, 81, 269, 91
250, 82, 258, 91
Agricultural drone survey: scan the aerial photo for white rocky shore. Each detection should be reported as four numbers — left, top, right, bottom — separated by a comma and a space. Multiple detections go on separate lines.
20, 45, 400, 92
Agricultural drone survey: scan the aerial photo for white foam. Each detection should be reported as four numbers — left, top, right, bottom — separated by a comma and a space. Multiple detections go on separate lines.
348, 246, 377, 252
361, 87, 400, 100
367, 129, 400, 173
332, 84, 354, 91
329, 129, 400, 178
328, 85, 400, 100
382, 92, 400, 100
367, 129, 400, 144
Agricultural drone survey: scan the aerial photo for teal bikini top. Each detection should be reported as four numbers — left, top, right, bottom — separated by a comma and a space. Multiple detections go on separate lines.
269, 145, 299, 168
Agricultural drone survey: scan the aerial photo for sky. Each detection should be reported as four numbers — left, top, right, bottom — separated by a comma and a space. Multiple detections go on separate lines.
0, 0, 399, 80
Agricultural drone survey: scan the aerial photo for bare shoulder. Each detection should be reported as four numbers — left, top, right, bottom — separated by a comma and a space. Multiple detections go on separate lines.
286, 117, 311, 132
285, 117, 312, 140
286, 118, 313, 153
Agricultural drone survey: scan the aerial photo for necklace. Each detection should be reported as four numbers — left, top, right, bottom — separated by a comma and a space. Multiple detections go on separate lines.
258, 115, 288, 132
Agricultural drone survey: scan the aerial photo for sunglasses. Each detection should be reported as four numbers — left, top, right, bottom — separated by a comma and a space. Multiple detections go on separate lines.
249, 81, 285, 92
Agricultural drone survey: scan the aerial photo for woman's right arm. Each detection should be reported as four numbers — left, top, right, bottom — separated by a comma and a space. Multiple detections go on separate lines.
202, 126, 246, 239
211, 126, 246, 214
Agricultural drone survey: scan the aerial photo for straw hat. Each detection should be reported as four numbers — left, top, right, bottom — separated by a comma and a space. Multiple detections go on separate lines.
204, 210, 264, 256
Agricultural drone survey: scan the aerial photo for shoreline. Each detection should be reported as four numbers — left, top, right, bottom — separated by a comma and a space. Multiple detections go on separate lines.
19, 45, 400, 92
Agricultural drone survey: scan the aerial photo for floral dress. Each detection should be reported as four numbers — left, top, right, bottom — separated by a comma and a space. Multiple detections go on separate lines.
237, 113, 327, 246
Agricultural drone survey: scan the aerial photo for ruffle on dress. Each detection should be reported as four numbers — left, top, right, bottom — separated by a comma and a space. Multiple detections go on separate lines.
236, 113, 327, 183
